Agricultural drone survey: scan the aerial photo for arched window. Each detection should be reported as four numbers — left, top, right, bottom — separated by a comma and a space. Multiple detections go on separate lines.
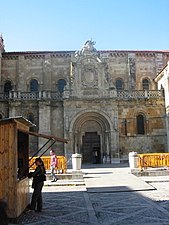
137, 114, 145, 134
57, 79, 66, 93
4, 80, 12, 93
30, 79, 39, 92
115, 79, 124, 90
142, 79, 149, 90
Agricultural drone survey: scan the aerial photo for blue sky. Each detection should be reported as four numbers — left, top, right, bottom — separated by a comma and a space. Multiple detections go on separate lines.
0, 0, 168, 52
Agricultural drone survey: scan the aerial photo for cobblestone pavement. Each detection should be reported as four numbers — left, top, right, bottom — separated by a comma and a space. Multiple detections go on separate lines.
10, 166, 169, 225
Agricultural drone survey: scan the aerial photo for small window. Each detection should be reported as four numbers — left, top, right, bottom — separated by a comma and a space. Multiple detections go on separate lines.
30, 79, 39, 92
57, 79, 66, 93
137, 114, 145, 134
4, 80, 12, 93
142, 79, 149, 90
115, 79, 124, 90
123, 119, 127, 135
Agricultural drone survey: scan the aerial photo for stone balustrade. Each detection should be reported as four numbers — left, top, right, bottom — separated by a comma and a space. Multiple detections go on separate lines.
0, 90, 163, 101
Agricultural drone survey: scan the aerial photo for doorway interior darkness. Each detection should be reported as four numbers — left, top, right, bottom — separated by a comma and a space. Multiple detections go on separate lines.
82, 132, 100, 163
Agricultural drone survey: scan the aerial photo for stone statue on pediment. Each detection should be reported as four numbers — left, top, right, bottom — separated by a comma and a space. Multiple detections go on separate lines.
82, 40, 96, 53
75, 39, 97, 57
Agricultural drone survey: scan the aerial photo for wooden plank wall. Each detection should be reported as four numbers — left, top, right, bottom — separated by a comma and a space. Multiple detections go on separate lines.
16, 179, 29, 217
8, 122, 17, 217
0, 121, 30, 218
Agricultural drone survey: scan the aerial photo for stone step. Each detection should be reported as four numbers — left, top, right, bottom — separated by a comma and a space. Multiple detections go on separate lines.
29, 170, 84, 186
44, 179, 85, 186
46, 173, 73, 180
131, 167, 169, 176
46, 170, 83, 180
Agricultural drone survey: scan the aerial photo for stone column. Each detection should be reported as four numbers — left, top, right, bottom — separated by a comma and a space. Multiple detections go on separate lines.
105, 131, 111, 163
74, 131, 78, 153
38, 101, 52, 155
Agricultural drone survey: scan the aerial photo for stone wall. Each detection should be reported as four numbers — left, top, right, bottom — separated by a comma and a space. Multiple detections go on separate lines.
0, 41, 169, 161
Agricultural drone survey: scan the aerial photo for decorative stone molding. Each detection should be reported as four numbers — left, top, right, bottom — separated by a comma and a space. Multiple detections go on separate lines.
81, 64, 98, 87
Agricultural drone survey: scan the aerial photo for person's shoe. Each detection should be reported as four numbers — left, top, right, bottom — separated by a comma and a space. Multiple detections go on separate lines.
26, 209, 35, 213
51, 178, 58, 182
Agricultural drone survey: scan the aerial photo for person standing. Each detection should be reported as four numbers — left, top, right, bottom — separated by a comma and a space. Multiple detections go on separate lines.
28, 157, 46, 212
50, 150, 58, 182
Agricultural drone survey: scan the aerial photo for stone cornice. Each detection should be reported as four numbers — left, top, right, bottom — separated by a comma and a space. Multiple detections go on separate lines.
2, 50, 169, 60
2, 51, 73, 60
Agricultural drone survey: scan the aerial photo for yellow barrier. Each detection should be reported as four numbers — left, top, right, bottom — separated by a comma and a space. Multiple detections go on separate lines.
138, 153, 169, 170
29, 156, 67, 173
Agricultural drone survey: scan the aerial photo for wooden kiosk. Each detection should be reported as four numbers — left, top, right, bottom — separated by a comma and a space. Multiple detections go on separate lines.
0, 116, 68, 220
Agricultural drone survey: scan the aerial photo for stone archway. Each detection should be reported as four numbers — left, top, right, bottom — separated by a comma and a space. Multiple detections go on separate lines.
69, 111, 113, 164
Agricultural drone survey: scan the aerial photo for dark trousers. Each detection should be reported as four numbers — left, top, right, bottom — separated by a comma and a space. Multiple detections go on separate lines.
31, 181, 44, 210
0, 202, 8, 225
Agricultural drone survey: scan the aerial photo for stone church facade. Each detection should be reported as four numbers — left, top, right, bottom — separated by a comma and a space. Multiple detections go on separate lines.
0, 37, 169, 163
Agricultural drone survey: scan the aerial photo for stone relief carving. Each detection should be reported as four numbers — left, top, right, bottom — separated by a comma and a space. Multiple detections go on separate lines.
128, 57, 136, 90
81, 64, 98, 87
71, 40, 113, 90
104, 63, 109, 82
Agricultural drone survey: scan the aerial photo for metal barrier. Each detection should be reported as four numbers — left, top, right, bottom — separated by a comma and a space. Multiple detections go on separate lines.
138, 153, 169, 170
29, 156, 67, 173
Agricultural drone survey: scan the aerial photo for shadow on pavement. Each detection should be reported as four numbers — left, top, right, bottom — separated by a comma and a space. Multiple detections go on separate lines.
14, 186, 169, 225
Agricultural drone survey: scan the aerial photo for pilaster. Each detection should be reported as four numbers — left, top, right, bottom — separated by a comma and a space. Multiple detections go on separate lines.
38, 100, 52, 154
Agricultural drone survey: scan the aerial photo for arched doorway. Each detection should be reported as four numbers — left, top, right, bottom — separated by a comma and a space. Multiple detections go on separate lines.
69, 111, 115, 164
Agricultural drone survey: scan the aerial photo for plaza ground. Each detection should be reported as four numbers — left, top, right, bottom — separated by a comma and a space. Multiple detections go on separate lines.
11, 163, 169, 225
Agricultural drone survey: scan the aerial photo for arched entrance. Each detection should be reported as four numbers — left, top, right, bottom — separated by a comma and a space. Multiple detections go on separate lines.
69, 111, 115, 164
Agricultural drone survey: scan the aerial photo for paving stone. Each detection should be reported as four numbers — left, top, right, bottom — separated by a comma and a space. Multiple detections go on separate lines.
9, 165, 169, 225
